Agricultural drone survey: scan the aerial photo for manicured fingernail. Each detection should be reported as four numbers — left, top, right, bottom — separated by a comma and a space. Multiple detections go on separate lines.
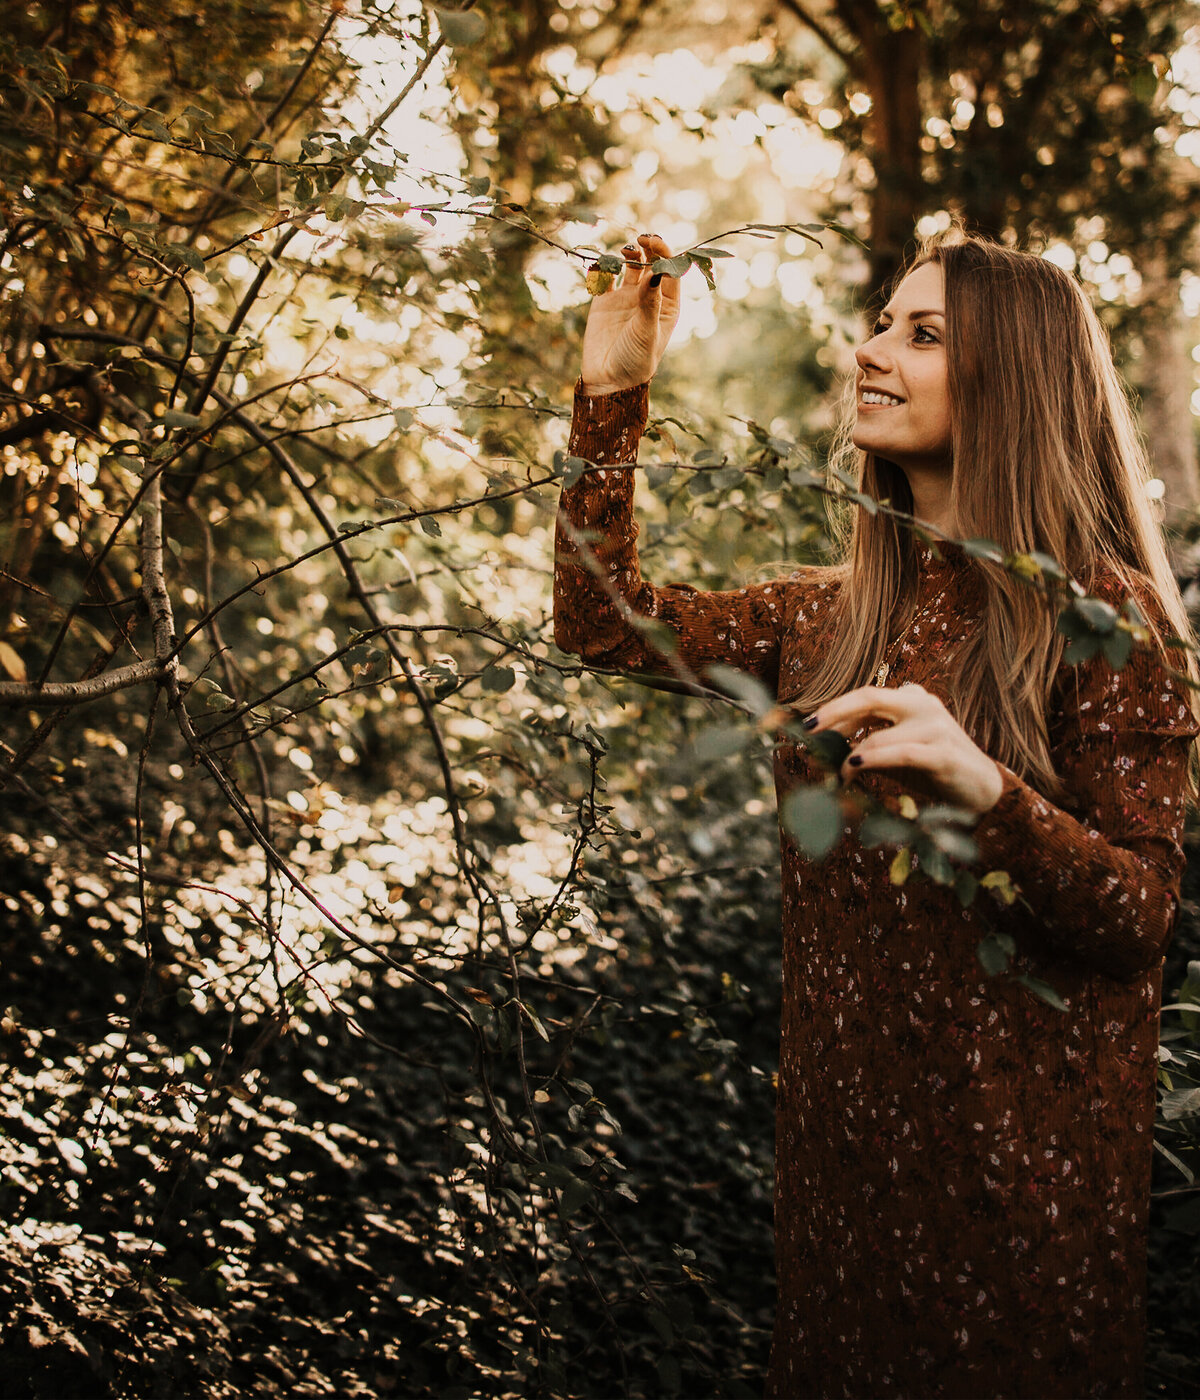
648, 273, 663, 288
801, 713, 818, 730
848, 754, 863, 767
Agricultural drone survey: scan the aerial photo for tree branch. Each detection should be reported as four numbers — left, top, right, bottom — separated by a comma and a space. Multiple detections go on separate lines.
777, 0, 856, 66
0, 657, 163, 707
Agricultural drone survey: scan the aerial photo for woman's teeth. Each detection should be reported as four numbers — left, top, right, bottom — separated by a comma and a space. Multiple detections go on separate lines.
861, 391, 903, 406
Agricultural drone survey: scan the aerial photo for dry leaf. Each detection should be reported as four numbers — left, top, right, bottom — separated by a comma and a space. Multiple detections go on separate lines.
0, 640, 27, 682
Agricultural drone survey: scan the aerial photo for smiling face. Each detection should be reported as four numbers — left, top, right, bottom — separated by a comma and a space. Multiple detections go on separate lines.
852, 261, 953, 475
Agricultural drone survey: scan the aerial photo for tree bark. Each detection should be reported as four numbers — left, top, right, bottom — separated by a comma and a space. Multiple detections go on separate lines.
834, 1, 925, 289
1133, 255, 1199, 549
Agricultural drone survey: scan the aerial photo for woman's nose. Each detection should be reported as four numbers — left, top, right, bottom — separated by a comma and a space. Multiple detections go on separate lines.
855, 334, 890, 374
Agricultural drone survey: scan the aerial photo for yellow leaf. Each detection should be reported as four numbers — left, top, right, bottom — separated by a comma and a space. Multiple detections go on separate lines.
586, 267, 615, 297
0, 640, 26, 682
889, 847, 912, 885
657, 426, 679, 458
1004, 552, 1040, 580
898, 795, 918, 820
980, 869, 1017, 906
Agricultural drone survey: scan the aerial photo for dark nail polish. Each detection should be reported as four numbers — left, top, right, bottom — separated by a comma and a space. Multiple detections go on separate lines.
801, 714, 818, 730
848, 754, 863, 767
649, 273, 663, 288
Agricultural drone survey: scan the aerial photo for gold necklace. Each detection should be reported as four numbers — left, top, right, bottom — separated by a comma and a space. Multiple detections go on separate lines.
871, 581, 952, 687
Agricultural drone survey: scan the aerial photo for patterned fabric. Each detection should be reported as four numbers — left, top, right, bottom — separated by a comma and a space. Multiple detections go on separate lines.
555, 382, 1199, 1399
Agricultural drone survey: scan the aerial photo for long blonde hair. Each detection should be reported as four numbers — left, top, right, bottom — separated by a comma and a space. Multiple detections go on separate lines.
794, 232, 1200, 802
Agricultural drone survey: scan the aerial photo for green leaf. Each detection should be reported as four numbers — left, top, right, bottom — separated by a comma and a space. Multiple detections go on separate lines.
481, 665, 516, 694
628, 616, 679, 654
561, 455, 588, 489
687, 252, 716, 291
692, 724, 751, 763
1101, 627, 1133, 670
709, 466, 744, 491
594, 252, 624, 274
780, 785, 844, 859
976, 933, 1012, 976
1062, 634, 1102, 665
1074, 597, 1118, 633
169, 246, 205, 274
920, 845, 955, 885
432, 6, 487, 45
559, 1177, 593, 1216
704, 664, 774, 718
954, 870, 977, 909
927, 826, 978, 864
800, 727, 851, 771
1154, 1140, 1196, 1187
162, 409, 203, 428
523, 1003, 550, 1041
960, 537, 1004, 564
650, 254, 692, 279
1130, 63, 1160, 105
857, 810, 912, 847
1161, 1087, 1200, 1122
393, 408, 413, 429
1015, 974, 1069, 1012
1029, 549, 1067, 580
419, 516, 442, 538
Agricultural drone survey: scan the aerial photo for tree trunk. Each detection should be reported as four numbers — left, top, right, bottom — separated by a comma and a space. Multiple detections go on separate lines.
835, 1, 926, 290
1134, 257, 1199, 553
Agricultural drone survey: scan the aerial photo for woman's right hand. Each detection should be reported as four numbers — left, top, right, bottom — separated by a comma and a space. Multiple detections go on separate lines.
580, 232, 682, 394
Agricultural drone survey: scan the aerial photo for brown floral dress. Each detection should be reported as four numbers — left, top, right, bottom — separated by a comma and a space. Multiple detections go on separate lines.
553, 382, 1198, 1399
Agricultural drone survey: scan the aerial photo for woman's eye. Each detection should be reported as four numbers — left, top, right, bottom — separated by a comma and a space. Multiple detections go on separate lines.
913, 325, 939, 344
871, 319, 890, 337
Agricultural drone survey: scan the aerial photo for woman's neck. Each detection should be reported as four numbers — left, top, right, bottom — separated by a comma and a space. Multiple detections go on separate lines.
905, 466, 956, 538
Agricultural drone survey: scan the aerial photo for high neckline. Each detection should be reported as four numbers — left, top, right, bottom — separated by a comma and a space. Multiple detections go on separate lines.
916, 538, 969, 574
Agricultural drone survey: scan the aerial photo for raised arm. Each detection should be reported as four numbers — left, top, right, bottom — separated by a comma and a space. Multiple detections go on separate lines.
972, 580, 1199, 980
553, 234, 789, 687
554, 382, 789, 685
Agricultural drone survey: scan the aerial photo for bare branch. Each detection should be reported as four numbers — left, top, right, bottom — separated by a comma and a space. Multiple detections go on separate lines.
777, 0, 856, 66
0, 657, 164, 707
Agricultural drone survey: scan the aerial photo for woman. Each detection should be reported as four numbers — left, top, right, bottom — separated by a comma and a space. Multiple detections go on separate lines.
553, 230, 1200, 1398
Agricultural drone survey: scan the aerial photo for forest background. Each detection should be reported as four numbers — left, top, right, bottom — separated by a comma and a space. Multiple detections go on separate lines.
3, 1, 1200, 1396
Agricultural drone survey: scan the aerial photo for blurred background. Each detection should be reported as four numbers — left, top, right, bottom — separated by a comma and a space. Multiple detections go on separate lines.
3, 2, 1200, 1396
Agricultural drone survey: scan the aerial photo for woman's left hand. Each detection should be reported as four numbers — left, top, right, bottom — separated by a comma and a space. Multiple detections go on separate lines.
801, 683, 1004, 816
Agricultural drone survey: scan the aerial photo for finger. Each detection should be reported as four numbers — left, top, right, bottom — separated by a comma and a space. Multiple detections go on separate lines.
637, 232, 672, 258
803, 684, 933, 736
636, 232, 680, 298
621, 241, 648, 285
840, 735, 941, 783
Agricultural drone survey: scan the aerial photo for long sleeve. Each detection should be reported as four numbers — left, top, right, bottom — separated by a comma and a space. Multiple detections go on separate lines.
553, 381, 789, 688
973, 584, 1198, 981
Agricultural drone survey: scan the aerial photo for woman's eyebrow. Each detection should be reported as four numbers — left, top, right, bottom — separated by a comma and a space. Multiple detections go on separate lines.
883, 308, 945, 320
